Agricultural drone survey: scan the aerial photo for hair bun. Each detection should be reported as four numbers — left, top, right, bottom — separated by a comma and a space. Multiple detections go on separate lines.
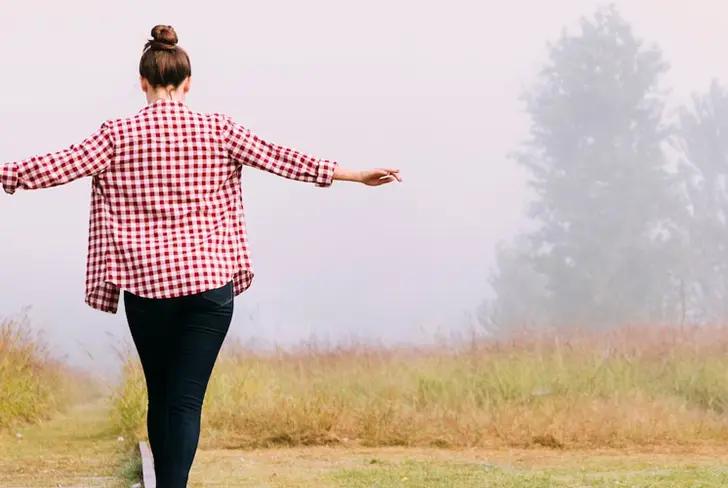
150, 24, 178, 47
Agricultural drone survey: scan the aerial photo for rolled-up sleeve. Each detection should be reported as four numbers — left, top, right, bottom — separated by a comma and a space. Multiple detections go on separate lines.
0, 162, 19, 194
223, 115, 338, 188
1, 120, 114, 194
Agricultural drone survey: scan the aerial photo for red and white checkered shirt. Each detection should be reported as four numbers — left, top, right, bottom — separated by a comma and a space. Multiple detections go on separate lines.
1, 98, 338, 313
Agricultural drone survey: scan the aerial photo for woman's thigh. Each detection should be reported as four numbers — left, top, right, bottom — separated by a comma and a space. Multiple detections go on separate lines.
166, 281, 234, 410
123, 291, 181, 390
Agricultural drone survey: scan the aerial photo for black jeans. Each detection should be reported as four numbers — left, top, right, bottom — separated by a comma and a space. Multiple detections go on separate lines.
123, 280, 234, 488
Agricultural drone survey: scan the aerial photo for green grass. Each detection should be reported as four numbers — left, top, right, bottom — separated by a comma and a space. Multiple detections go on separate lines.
328, 460, 728, 487
329, 459, 518, 487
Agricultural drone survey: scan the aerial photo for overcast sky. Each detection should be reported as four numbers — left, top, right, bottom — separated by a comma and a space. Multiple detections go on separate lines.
1, 0, 726, 377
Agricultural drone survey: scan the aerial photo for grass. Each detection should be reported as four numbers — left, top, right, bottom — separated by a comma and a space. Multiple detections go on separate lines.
7, 317, 728, 486
6, 397, 728, 487
0, 311, 136, 487
0, 310, 102, 430
112, 323, 728, 450
327, 458, 728, 487
0, 397, 138, 487
109, 339, 148, 441
185, 445, 728, 487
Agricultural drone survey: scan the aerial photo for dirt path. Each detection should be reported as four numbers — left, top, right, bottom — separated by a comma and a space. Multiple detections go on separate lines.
0, 397, 134, 488
188, 444, 728, 487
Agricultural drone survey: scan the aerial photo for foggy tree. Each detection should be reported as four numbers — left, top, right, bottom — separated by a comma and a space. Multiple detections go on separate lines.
674, 79, 728, 323
477, 235, 550, 331
483, 4, 683, 329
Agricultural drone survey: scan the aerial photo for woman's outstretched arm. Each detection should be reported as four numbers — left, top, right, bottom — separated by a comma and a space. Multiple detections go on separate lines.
223, 115, 401, 188
0, 120, 114, 195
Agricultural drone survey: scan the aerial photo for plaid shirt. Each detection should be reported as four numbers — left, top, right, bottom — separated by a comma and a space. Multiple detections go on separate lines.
1, 99, 338, 313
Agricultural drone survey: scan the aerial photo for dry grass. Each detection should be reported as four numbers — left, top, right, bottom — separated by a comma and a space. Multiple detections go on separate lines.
0, 311, 102, 431
111, 324, 728, 450
108, 340, 147, 441
186, 445, 728, 487
0, 397, 137, 487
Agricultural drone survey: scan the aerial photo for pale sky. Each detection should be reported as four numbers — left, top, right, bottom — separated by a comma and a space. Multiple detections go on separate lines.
1, 0, 726, 377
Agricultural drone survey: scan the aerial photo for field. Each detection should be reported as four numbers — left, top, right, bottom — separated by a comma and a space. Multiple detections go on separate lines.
5, 318, 728, 486
0, 313, 101, 431
4, 398, 728, 487
114, 323, 728, 451
0, 312, 135, 487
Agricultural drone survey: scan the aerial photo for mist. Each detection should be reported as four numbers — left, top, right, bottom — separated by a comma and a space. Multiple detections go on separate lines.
2, 0, 727, 378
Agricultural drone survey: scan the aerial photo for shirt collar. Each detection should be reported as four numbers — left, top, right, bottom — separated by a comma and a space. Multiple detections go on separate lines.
138, 98, 190, 113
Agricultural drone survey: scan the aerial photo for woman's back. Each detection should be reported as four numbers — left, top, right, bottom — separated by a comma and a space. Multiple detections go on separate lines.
99, 98, 250, 306
109, 99, 235, 223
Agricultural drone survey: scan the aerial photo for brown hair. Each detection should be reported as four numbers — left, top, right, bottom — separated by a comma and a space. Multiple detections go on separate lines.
139, 25, 191, 88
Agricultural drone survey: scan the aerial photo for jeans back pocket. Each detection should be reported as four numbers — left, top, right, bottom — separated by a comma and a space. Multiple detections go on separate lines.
198, 281, 234, 307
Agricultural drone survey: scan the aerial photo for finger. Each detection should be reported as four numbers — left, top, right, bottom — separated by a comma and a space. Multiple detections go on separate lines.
380, 172, 401, 183
377, 175, 396, 185
383, 169, 401, 182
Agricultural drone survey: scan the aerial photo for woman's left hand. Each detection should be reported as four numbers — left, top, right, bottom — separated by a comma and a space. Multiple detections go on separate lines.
359, 168, 402, 186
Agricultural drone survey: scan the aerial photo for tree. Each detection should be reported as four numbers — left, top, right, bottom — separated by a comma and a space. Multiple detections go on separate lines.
478, 235, 549, 331
483, 4, 683, 330
674, 79, 728, 324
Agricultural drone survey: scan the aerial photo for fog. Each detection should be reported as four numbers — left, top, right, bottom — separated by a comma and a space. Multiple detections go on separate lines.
2, 1, 727, 377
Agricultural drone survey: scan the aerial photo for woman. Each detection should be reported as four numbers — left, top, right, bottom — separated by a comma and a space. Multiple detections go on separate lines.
0, 24, 401, 487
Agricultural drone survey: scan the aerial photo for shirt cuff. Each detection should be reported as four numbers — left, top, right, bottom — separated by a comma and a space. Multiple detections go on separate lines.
315, 159, 338, 188
1, 162, 18, 194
